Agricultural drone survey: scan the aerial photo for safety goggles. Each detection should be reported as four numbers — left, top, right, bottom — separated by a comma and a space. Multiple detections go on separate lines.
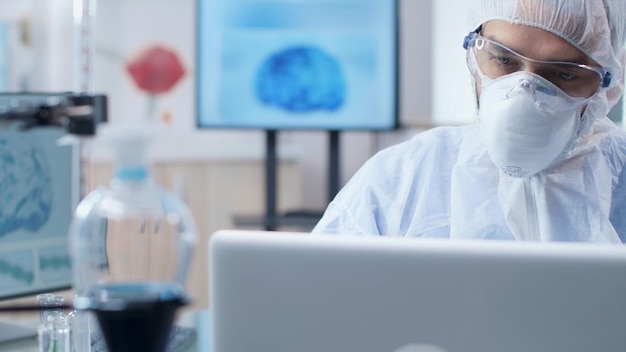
463, 31, 612, 98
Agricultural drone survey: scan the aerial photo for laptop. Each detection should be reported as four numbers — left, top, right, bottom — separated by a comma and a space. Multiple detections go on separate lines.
209, 230, 626, 352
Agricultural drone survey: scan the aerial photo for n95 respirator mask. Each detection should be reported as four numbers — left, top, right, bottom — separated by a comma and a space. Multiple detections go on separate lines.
477, 71, 588, 178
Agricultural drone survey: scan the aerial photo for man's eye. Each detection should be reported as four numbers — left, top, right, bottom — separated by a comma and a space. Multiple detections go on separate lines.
489, 54, 518, 69
556, 71, 576, 81
495, 56, 511, 65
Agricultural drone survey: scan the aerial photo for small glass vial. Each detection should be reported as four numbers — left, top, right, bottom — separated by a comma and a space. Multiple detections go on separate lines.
38, 315, 71, 352
36, 294, 66, 324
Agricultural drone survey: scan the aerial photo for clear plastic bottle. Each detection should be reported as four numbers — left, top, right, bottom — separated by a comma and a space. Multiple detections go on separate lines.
68, 124, 197, 352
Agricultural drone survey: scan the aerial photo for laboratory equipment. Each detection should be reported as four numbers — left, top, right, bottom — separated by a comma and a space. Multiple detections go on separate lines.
37, 294, 66, 325
38, 315, 71, 352
0, 92, 196, 352
0, 92, 105, 344
69, 123, 197, 352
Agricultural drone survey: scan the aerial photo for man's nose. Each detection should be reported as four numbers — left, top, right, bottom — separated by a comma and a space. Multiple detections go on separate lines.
522, 61, 543, 75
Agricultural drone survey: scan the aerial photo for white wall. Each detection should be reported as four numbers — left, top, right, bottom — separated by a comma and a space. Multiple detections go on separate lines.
432, 0, 474, 125
0, 0, 75, 92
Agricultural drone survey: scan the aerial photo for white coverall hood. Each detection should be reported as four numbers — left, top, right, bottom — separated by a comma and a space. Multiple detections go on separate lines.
467, 0, 626, 117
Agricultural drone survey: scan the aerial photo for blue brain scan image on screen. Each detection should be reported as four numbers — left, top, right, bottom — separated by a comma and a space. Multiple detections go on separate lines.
197, 0, 397, 130
0, 130, 52, 236
0, 126, 75, 298
255, 45, 346, 113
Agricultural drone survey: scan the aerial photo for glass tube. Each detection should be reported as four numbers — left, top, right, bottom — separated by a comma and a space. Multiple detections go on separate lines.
36, 294, 66, 324
73, 0, 96, 93
38, 316, 71, 352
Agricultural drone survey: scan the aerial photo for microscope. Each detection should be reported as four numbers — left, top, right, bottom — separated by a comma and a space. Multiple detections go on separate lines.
0, 92, 107, 136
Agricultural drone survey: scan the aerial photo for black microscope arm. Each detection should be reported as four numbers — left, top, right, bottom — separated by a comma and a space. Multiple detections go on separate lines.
0, 92, 107, 135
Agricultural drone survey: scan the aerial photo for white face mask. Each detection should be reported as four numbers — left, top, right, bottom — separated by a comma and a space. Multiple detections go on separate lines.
478, 71, 588, 177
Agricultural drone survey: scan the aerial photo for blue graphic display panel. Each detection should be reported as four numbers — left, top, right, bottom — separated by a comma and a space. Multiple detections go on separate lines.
0, 23, 8, 92
0, 127, 75, 298
197, 0, 398, 130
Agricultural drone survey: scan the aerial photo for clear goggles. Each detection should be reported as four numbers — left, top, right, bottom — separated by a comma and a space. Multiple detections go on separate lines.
463, 31, 612, 98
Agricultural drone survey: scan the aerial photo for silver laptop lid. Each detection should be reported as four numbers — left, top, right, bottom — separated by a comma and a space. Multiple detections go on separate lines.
209, 230, 626, 352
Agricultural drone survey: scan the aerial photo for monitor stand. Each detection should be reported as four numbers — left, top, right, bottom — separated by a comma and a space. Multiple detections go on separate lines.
0, 320, 37, 344
263, 129, 341, 231
233, 130, 341, 231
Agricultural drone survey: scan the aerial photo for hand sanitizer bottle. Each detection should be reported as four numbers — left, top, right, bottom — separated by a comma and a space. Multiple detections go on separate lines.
68, 123, 197, 352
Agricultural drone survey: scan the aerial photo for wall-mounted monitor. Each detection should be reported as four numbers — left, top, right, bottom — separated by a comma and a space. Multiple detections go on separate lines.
196, 0, 398, 130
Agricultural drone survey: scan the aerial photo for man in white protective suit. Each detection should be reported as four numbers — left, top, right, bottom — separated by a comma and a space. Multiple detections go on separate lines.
313, 0, 626, 242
